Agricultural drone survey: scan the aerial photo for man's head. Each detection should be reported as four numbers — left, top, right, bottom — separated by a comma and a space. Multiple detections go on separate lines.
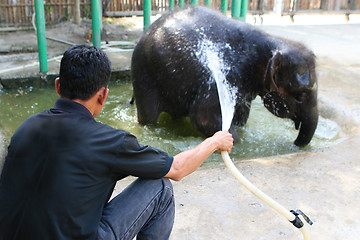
59, 44, 111, 100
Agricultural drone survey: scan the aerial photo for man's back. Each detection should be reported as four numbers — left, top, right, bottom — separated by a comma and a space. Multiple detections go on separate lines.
0, 98, 173, 240
0, 104, 114, 239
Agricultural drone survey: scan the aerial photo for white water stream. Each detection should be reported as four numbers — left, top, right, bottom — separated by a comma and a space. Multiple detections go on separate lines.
195, 39, 237, 131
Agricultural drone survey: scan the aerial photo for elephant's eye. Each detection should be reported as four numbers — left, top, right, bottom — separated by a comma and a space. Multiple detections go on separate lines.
295, 92, 307, 103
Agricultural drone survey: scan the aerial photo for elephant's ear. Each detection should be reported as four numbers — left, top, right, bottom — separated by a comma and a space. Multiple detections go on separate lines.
264, 51, 282, 93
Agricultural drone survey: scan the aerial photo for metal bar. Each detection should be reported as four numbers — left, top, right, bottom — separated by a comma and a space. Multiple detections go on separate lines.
295, 0, 299, 11
260, 0, 264, 11
169, 0, 175, 10
221, 0, 228, 14
0, 3, 75, 7
191, 0, 199, 5
351, 0, 358, 10
34, 0, 48, 74
74, 0, 80, 24
104, 10, 166, 17
246, 10, 273, 14
282, 9, 360, 14
91, 0, 101, 47
179, 0, 185, 7
46, 36, 75, 46
240, 0, 248, 20
232, 0, 241, 18
205, 0, 212, 7
143, 0, 151, 31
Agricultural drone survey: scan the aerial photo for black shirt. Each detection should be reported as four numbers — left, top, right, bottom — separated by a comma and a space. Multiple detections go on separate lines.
0, 98, 173, 240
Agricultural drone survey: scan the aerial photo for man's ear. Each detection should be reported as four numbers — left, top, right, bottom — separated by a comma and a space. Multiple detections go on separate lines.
55, 77, 61, 96
98, 87, 109, 106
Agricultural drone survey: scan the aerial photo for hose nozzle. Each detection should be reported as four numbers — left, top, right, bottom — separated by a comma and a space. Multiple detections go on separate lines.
290, 209, 313, 228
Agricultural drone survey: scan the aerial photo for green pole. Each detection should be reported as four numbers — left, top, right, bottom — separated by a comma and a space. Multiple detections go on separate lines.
205, 0, 211, 7
169, 0, 174, 10
231, 0, 241, 19
91, 0, 101, 47
240, 0, 248, 21
221, 0, 228, 14
34, 0, 48, 73
191, 0, 199, 4
179, 0, 184, 7
143, 0, 151, 31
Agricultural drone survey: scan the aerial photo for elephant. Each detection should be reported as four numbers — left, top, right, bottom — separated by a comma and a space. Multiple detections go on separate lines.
131, 6, 318, 147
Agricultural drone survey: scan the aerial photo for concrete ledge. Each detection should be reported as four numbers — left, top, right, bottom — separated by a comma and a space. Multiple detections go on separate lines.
0, 69, 131, 89
0, 50, 133, 89
0, 73, 57, 89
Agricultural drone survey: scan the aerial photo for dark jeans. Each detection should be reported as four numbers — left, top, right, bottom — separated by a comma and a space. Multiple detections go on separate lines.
97, 178, 175, 240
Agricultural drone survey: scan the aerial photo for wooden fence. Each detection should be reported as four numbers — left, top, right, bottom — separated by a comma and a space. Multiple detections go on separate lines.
282, 0, 359, 13
0, 0, 92, 27
1, 0, 359, 27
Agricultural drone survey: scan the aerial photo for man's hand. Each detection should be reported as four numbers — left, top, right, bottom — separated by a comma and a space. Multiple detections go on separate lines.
211, 131, 234, 154
165, 131, 234, 181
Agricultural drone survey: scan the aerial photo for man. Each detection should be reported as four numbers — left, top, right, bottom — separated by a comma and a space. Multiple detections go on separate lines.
0, 45, 233, 240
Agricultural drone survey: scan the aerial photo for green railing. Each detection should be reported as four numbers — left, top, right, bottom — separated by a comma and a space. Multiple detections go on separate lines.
32, 0, 248, 75
143, 0, 248, 30
34, 0, 48, 74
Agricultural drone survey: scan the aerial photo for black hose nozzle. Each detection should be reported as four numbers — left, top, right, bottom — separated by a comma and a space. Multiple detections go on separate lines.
290, 209, 313, 228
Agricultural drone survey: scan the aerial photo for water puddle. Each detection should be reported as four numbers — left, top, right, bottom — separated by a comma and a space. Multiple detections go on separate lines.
0, 80, 346, 164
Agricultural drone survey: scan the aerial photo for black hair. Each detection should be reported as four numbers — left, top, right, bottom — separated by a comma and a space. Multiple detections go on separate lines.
59, 44, 112, 100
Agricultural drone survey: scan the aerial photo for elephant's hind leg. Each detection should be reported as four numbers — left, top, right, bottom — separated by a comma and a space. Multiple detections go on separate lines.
134, 89, 163, 125
132, 68, 163, 125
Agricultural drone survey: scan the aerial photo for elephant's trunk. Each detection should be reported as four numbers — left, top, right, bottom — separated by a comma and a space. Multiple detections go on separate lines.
294, 105, 318, 147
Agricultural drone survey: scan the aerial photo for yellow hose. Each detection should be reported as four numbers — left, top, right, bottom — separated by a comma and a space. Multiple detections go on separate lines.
221, 151, 311, 239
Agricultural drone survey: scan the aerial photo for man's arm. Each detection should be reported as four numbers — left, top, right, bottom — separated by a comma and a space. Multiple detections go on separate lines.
164, 131, 233, 181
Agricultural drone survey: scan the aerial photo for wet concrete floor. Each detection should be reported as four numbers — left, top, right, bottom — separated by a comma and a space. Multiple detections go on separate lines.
106, 23, 360, 240
1, 19, 360, 240
161, 24, 360, 240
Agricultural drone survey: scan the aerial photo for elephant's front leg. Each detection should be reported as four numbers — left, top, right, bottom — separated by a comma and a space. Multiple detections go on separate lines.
232, 100, 252, 128
189, 102, 240, 140
189, 94, 223, 137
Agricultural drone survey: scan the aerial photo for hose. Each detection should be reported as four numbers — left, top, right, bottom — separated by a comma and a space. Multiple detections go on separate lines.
0, 55, 63, 75
221, 151, 312, 239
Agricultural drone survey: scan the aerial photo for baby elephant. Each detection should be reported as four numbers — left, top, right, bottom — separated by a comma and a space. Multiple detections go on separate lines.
131, 6, 318, 147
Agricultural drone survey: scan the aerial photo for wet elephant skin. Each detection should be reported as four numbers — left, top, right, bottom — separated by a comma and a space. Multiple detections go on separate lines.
131, 6, 318, 147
